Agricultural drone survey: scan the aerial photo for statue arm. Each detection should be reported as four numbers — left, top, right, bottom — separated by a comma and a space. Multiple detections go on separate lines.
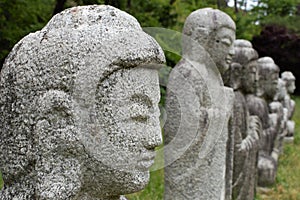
237, 115, 262, 152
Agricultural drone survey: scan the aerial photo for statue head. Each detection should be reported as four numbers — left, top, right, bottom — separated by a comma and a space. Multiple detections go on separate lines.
281, 71, 296, 94
274, 78, 287, 101
256, 57, 279, 101
226, 62, 243, 90
232, 39, 258, 94
0, 5, 165, 199
182, 8, 236, 75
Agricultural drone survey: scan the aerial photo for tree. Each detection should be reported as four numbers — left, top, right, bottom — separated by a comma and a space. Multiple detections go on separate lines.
53, 0, 67, 15
0, 0, 55, 67
252, 25, 300, 94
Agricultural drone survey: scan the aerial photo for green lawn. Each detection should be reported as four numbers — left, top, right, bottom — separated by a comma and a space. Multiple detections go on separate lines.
0, 97, 299, 199
256, 96, 300, 200
125, 168, 164, 200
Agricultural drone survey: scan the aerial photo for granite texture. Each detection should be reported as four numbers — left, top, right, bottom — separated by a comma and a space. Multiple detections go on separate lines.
255, 57, 280, 186
0, 5, 165, 200
164, 8, 236, 200
229, 39, 261, 200
281, 72, 296, 139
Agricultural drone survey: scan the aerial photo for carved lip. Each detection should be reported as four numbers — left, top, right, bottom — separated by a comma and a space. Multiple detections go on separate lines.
136, 152, 156, 170
225, 57, 232, 64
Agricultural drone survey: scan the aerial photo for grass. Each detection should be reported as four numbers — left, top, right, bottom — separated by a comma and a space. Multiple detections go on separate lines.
128, 96, 300, 200
0, 97, 299, 200
256, 96, 300, 200
125, 168, 164, 200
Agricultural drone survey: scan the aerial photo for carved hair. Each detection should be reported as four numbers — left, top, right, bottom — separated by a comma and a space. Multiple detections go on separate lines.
182, 8, 236, 55
281, 71, 296, 82
257, 57, 279, 76
233, 39, 258, 66
0, 5, 164, 196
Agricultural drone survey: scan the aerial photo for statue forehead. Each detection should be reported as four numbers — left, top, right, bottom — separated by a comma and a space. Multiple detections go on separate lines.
184, 8, 236, 34
3, 5, 165, 95
45, 5, 141, 31
282, 71, 295, 81
233, 39, 258, 65
257, 57, 279, 72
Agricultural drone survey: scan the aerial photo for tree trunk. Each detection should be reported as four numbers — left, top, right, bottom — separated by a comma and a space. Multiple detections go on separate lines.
52, 0, 67, 16
234, 0, 238, 13
126, 0, 131, 10
170, 0, 176, 4
217, 0, 221, 9
104, 0, 121, 9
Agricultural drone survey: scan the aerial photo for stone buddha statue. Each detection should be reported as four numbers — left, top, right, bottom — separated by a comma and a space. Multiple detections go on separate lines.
281, 71, 296, 140
255, 57, 280, 186
228, 39, 261, 200
0, 5, 165, 200
164, 8, 235, 200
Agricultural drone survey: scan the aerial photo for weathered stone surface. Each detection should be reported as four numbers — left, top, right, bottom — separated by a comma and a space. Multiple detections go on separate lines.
255, 57, 280, 186
0, 5, 165, 200
281, 71, 296, 139
164, 8, 236, 200
228, 39, 261, 200
269, 101, 286, 159
271, 78, 289, 154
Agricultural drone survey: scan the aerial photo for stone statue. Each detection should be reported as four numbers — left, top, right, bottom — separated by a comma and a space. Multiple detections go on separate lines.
228, 39, 262, 200
272, 78, 289, 154
281, 71, 296, 140
164, 8, 235, 200
0, 5, 165, 200
255, 57, 280, 186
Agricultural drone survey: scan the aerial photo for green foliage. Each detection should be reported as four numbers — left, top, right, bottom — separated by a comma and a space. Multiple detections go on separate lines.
251, 0, 300, 34
292, 96, 300, 145
262, 15, 300, 34
0, 0, 55, 64
125, 0, 174, 27
224, 7, 261, 40
254, 0, 299, 17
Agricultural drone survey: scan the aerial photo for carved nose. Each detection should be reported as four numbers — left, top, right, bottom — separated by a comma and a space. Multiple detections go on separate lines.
142, 121, 163, 150
229, 45, 235, 57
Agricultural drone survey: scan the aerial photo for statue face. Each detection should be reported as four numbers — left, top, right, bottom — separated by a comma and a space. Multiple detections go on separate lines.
287, 80, 296, 94
275, 79, 287, 101
95, 66, 162, 169
243, 61, 257, 94
230, 63, 243, 90
209, 27, 235, 75
79, 66, 162, 195
264, 69, 279, 99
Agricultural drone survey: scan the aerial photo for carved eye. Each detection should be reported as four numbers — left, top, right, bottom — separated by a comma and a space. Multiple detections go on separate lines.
131, 115, 149, 123
216, 39, 220, 43
129, 94, 152, 123
221, 38, 231, 46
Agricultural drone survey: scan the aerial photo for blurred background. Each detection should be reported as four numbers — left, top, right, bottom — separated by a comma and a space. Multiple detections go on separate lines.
1, 1, 300, 199
0, 0, 300, 94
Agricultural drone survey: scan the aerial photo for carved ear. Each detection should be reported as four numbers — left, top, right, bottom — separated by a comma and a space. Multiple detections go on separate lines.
34, 89, 80, 152
36, 90, 74, 128
34, 90, 82, 199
